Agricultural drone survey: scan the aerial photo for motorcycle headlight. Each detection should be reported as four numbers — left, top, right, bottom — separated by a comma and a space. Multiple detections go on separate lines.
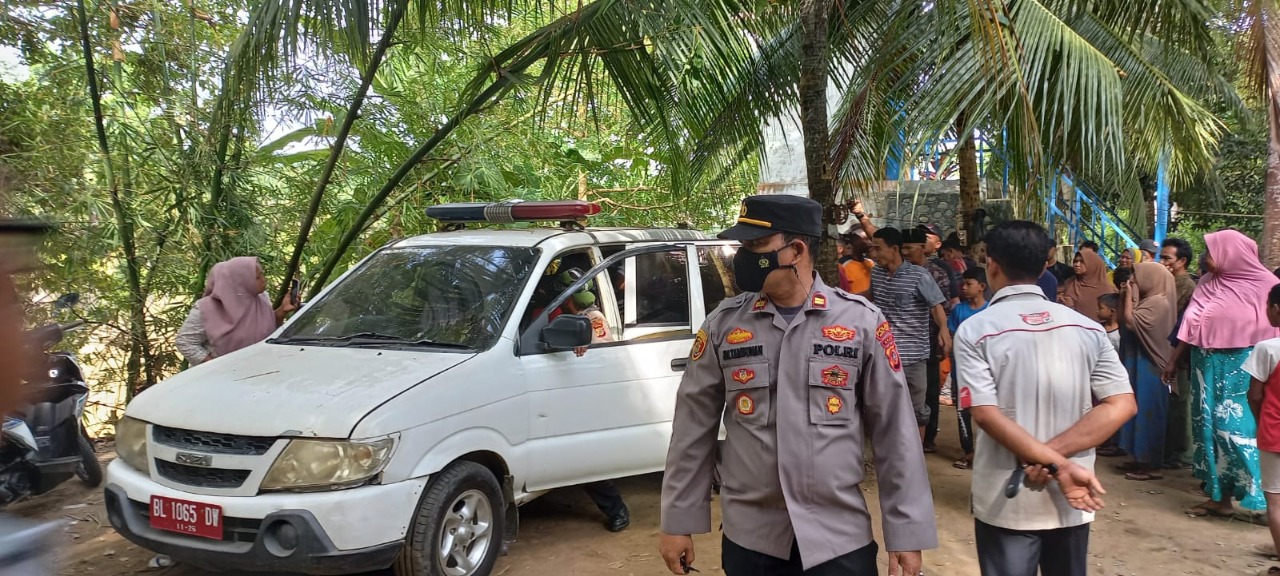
115, 416, 149, 473
261, 437, 396, 491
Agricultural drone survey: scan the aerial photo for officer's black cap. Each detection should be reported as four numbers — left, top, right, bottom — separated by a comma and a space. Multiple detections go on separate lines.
719, 195, 823, 241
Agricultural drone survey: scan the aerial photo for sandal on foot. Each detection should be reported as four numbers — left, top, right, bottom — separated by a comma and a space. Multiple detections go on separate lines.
1115, 461, 1144, 472
1185, 504, 1233, 518
1124, 471, 1164, 481
952, 459, 972, 470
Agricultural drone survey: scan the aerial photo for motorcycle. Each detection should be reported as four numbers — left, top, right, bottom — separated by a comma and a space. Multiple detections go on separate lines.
0, 293, 102, 506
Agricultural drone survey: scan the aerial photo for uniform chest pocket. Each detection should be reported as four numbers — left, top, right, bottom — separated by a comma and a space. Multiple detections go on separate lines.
808, 356, 859, 425
723, 361, 770, 427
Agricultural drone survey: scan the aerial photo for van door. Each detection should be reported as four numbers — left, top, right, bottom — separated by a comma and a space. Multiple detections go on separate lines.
517, 243, 697, 492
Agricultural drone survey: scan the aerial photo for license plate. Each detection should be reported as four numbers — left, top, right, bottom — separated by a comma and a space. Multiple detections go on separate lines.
148, 495, 223, 540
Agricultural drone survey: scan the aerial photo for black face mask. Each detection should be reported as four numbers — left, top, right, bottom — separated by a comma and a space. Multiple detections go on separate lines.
733, 245, 797, 293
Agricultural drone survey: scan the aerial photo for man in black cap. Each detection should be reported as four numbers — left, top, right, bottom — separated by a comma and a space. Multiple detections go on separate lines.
867, 226, 951, 444
660, 194, 937, 576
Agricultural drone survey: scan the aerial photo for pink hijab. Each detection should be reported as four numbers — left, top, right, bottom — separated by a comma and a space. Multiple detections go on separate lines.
197, 257, 277, 357
1177, 230, 1280, 349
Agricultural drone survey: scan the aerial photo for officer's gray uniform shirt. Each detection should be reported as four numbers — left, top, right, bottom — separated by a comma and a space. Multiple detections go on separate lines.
660, 275, 938, 568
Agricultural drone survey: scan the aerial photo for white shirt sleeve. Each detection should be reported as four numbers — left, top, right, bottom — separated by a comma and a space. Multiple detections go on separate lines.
1244, 339, 1280, 383
176, 305, 213, 366
955, 325, 997, 408
1091, 331, 1133, 399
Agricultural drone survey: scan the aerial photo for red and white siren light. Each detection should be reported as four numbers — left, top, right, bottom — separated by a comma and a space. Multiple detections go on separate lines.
426, 200, 601, 224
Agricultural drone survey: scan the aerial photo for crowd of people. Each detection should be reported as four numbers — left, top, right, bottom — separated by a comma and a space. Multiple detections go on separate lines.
660, 195, 1280, 576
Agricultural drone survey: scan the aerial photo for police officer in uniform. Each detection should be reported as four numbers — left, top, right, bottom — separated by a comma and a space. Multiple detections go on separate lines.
659, 195, 937, 576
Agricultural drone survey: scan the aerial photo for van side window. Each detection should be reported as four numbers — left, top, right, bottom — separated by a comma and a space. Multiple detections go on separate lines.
630, 250, 690, 327
520, 249, 598, 332
696, 245, 739, 312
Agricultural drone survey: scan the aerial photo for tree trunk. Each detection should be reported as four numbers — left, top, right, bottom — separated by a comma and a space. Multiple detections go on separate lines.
275, 0, 407, 306
956, 111, 980, 246
1264, 11, 1280, 269
797, 0, 838, 281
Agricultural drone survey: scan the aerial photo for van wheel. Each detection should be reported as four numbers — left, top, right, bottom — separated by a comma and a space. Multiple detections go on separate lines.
394, 461, 504, 576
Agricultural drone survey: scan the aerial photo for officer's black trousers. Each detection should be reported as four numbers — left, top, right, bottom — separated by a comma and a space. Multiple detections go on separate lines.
581, 480, 626, 518
974, 519, 1089, 576
722, 535, 878, 576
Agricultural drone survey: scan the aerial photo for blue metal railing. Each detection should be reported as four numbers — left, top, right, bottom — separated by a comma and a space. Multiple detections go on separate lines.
1045, 173, 1141, 268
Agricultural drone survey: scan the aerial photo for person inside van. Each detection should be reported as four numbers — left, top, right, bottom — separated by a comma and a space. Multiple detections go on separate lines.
176, 256, 297, 366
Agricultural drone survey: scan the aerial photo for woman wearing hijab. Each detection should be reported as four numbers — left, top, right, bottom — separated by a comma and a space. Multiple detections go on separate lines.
176, 257, 296, 365
1117, 262, 1177, 480
1108, 247, 1139, 286
1163, 230, 1280, 517
1058, 250, 1117, 323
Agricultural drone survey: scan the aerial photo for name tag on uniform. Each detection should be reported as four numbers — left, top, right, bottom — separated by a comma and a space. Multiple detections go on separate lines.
722, 345, 763, 361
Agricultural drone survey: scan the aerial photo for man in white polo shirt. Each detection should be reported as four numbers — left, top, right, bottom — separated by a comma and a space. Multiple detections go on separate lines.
955, 221, 1136, 576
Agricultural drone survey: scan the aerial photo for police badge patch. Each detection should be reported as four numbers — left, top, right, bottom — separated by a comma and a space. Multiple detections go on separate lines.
691, 329, 708, 361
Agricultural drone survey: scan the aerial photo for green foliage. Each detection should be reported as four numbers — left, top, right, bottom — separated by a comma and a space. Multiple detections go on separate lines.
0, 0, 748, 418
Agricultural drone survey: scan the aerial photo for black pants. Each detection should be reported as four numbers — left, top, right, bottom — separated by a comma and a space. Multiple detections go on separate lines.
924, 352, 942, 445
582, 480, 626, 518
974, 519, 1089, 576
950, 366, 973, 454
722, 535, 878, 576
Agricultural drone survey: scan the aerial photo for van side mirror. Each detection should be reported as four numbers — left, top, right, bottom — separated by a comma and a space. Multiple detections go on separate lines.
541, 315, 592, 350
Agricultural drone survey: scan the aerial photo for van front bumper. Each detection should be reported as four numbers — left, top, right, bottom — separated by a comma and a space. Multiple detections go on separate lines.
104, 460, 427, 574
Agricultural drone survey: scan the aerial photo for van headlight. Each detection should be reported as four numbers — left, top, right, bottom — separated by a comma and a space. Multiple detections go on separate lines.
115, 416, 149, 473
261, 437, 396, 491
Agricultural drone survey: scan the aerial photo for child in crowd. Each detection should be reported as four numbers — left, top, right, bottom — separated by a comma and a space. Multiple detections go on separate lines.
1098, 292, 1121, 351
948, 267, 988, 470
1244, 285, 1280, 576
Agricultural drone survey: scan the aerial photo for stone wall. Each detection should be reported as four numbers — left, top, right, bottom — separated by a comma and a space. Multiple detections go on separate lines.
848, 180, 1011, 238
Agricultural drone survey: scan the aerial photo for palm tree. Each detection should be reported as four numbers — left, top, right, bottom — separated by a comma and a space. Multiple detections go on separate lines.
223, 0, 1230, 292
1231, 0, 1280, 266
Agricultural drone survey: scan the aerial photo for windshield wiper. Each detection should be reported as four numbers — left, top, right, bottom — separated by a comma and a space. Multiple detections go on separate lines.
271, 332, 472, 350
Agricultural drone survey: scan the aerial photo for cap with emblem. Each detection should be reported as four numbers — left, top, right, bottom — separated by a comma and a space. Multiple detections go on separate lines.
719, 195, 823, 240
903, 227, 928, 245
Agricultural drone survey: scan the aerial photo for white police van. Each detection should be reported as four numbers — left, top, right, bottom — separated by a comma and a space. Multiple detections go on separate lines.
103, 200, 739, 576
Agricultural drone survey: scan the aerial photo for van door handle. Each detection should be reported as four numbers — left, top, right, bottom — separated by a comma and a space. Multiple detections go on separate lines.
670, 358, 688, 371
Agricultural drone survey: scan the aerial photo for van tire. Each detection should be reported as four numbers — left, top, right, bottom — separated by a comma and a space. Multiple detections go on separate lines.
394, 461, 505, 576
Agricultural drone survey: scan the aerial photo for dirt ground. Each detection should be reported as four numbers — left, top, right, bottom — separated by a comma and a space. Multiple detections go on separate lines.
13, 410, 1280, 576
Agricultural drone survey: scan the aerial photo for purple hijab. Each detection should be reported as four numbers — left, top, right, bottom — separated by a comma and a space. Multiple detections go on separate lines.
197, 257, 276, 357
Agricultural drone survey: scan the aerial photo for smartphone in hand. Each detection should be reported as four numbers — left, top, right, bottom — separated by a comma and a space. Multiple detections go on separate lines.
289, 278, 300, 306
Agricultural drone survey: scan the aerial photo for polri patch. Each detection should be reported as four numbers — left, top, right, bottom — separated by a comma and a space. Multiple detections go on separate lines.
813, 343, 857, 358
822, 325, 855, 342
735, 393, 755, 415
691, 329, 708, 361
726, 328, 754, 345
731, 367, 755, 385
821, 365, 850, 387
826, 395, 844, 414
591, 317, 607, 339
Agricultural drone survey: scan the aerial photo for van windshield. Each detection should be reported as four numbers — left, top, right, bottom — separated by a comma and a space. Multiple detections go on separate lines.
275, 245, 539, 351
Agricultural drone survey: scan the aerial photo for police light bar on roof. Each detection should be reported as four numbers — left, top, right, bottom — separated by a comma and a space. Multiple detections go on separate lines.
426, 200, 601, 224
